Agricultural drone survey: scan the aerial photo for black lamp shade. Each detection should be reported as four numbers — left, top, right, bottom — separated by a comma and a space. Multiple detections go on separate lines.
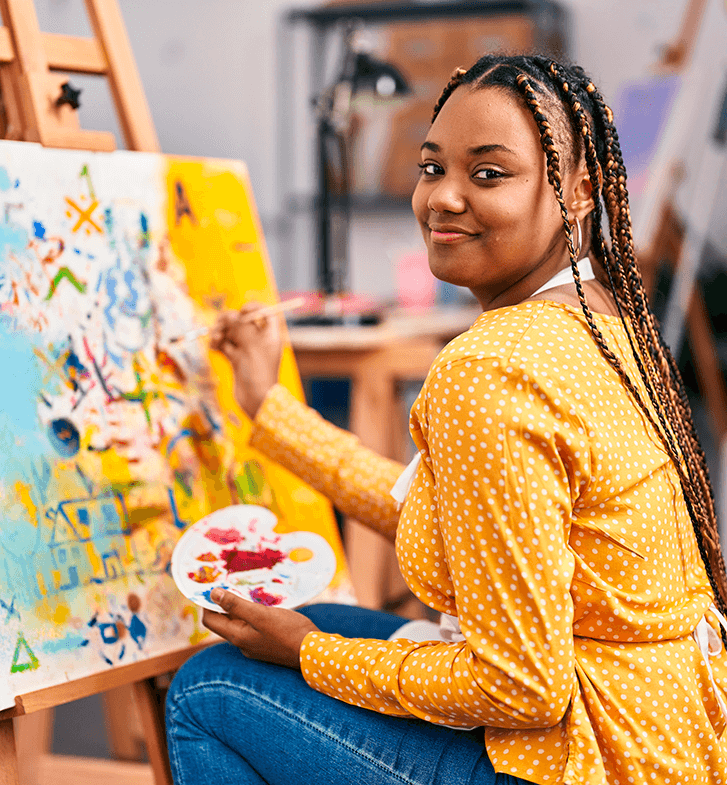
350, 52, 411, 98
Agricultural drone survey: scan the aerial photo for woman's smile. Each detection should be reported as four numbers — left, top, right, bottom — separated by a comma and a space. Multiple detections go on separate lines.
428, 223, 478, 243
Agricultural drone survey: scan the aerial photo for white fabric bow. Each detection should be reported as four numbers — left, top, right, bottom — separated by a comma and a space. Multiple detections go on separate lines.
693, 604, 727, 722
390, 453, 422, 506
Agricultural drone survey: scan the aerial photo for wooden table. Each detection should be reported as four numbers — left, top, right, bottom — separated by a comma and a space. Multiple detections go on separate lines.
289, 306, 480, 611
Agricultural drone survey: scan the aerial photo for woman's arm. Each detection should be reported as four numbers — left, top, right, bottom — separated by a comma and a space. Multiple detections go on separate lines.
299, 358, 586, 729
249, 384, 403, 540
211, 307, 403, 539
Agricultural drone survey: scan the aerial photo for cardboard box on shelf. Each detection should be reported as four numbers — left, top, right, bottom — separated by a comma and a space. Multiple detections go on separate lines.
349, 15, 537, 197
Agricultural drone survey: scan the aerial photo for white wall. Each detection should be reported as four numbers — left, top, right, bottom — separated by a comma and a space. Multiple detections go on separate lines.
30, 0, 719, 294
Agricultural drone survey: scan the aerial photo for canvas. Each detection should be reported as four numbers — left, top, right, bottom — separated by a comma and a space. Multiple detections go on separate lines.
0, 141, 350, 709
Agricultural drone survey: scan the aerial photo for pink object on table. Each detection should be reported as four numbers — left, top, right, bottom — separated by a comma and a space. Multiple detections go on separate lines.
395, 250, 435, 309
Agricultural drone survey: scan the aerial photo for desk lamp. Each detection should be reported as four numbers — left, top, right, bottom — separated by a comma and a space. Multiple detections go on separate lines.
295, 24, 411, 326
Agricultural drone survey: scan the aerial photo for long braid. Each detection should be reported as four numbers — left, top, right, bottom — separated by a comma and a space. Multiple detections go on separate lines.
585, 79, 720, 527
543, 61, 687, 461
514, 71, 691, 501
430, 54, 727, 617
515, 74, 624, 373
545, 63, 727, 614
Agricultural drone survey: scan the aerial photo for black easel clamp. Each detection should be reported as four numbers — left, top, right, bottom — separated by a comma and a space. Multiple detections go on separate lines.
56, 82, 82, 110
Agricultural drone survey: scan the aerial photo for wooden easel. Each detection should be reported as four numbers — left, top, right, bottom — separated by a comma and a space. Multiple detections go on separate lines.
0, 2, 181, 784
638, 0, 727, 445
0, 0, 158, 152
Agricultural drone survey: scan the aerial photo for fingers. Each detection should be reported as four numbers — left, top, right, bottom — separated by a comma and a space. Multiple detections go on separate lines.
209, 303, 277, 352
201, 591, 272, 655
211, 587, 269, 626
201, 590, 319, 669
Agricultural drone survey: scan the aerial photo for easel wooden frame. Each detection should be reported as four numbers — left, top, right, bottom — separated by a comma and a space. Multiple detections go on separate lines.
638, 0, 727, 446
636, 0, 727, 534
0, 0, 158, 152
0, 2, 189, 784
1, 647, 208, 785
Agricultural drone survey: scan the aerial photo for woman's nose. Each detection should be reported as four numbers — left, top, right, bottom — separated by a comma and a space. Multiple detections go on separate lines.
427, 177, 466, 214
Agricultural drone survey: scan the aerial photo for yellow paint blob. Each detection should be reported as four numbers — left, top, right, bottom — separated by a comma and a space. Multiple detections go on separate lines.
288, 547, 313, 563
15, 481, 38, 522
53, 604, 72, 625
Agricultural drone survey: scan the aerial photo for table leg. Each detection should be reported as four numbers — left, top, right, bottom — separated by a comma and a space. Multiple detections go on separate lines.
345, 351, 394, 608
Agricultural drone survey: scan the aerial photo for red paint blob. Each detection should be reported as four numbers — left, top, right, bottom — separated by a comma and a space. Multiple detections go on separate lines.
205, 526, 242, 545
220, 547, 285, 572
250, 586, 283, 606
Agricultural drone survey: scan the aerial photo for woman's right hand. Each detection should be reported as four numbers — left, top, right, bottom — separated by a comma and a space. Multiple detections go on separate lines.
209, 303, 283, 420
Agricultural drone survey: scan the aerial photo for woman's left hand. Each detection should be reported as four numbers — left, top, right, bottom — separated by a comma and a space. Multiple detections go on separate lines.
202, 588, 320, 670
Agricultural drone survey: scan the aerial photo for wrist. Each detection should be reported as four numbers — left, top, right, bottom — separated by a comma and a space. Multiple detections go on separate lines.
241, 383, 275, 421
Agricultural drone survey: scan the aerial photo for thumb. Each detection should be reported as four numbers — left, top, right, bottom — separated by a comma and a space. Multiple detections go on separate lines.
211, 587, 268, 627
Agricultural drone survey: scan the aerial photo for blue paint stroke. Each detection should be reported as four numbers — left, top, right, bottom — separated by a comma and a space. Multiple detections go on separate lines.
120, 269, 140, 315
140, 213, 150, 248
0, 219, 28, 258
128, 614, 147, 647
0, 595, 20, 622
40, 634, 86, 653
0, 328, 50, 481
167, 487, 187, 530
33, 221, 46, 239
0, 167, 11, 191
98, 622, 118, 644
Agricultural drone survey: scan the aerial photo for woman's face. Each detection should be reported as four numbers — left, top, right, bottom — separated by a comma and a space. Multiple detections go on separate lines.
412, 85, 590, 311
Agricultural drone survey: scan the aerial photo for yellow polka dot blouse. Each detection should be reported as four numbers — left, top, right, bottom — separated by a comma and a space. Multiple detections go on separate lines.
249, 301, 727, 784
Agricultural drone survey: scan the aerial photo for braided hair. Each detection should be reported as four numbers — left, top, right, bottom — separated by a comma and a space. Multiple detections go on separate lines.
431, 54, 727, 619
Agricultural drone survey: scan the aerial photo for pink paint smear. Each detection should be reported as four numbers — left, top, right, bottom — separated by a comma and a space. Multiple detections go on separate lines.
250, 586, 283, 606
205, 526, 242, 545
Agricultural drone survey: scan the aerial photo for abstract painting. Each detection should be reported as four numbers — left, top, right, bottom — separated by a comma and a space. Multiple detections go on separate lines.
0, 141, 349, 707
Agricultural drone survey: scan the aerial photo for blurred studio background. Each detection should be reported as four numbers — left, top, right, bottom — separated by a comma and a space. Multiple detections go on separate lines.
13, 0, 727, 768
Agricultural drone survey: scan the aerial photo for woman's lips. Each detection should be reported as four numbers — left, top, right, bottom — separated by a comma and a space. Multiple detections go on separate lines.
429, 228, 476, 243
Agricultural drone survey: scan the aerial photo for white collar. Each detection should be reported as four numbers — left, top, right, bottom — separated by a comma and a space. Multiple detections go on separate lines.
530, 258, 595, 297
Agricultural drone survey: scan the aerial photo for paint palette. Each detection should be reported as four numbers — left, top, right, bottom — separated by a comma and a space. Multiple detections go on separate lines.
171, 505, 336, 612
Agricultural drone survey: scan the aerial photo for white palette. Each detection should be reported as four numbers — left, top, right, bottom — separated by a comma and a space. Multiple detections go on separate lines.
171, 505, 336, 611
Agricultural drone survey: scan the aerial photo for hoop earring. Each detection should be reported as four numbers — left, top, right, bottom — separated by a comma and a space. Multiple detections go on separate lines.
570, 217, 582, 259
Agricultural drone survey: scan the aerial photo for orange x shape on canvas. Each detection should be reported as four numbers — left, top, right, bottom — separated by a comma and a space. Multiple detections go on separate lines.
65, 197, 103, 234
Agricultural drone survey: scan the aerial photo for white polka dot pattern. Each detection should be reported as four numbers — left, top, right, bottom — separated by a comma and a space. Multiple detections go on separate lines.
252, 301, 727, 784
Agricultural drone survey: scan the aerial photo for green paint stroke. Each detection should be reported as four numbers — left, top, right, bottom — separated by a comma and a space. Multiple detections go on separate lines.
45, 267, 87, 300
11, 632, 40, 673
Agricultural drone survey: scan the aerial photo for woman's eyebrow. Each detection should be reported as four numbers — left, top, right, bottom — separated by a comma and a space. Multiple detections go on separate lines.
420, 141, 515, 156
469, 143, 515, 156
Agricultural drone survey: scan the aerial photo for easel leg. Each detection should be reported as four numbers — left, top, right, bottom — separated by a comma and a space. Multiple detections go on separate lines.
131, 679, 172, 785
14, 709, 54, 784
0, 718, 20, 785
103, 686, 145, 761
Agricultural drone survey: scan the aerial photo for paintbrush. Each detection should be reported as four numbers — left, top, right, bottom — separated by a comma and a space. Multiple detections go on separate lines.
169, 297, 306, 344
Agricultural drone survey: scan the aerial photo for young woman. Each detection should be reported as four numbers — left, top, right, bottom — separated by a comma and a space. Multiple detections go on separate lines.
165, 55, 727, 784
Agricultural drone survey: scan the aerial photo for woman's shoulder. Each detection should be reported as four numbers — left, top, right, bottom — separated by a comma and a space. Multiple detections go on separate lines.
434, 300, 618, 372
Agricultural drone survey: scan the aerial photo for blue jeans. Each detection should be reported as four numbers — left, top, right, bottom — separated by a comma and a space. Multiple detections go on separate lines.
166, 604, 530, 785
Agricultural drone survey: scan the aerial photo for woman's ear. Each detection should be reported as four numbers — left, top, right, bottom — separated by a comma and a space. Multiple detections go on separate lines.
568, 165, 596, 220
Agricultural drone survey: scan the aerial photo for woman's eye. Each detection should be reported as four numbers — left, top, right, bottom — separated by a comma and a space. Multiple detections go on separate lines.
418, 162, 443, 176
474, 168, 504, 181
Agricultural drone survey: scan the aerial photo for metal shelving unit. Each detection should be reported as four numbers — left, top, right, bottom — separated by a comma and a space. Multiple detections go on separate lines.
275, 0, 569, 293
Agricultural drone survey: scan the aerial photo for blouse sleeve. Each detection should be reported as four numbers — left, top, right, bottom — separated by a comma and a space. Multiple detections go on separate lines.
248, 383, 403, 540
300, 358, 589, 729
